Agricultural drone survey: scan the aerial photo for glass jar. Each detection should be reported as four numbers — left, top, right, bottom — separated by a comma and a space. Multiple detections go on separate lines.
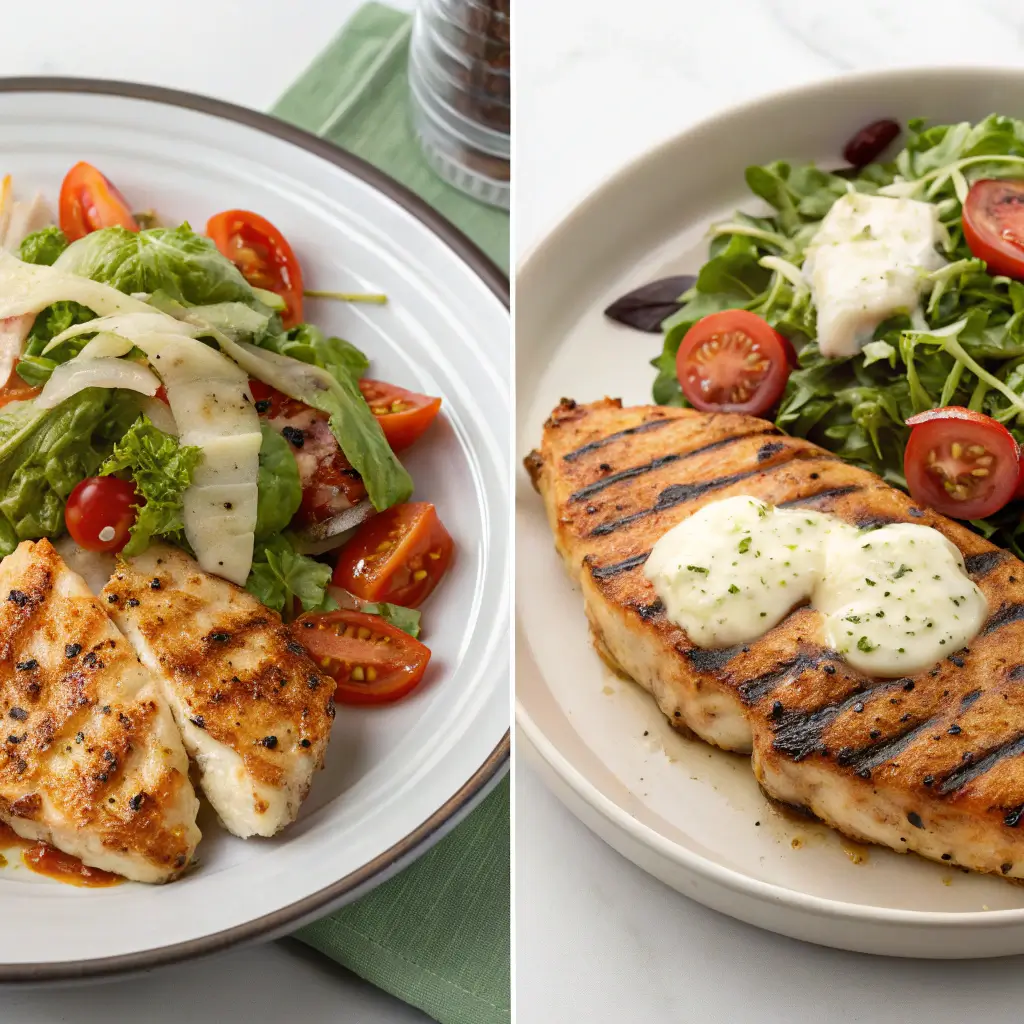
409, 0, 511, 209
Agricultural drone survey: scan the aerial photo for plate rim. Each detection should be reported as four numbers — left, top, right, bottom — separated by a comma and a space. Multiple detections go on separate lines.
515, 63, 1024, 938
0, 75, 510, 983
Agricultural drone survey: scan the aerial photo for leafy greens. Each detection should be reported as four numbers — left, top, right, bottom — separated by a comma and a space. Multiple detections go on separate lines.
651, 114, 1024, 556
100, 416, 202, 556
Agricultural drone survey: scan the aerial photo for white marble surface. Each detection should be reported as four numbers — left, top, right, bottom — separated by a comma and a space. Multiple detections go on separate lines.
515, 1, 1024, 1021
2, 2, 429, 1022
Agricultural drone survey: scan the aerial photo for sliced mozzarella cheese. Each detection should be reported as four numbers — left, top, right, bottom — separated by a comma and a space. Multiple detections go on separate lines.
36, 356, 161, 410
803, 193, 946, 358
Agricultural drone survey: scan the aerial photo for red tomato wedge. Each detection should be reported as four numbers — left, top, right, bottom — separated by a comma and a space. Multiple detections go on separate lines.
904, 406, 1020, 519
358, 379, 442, 451
206, 210, 304, 328
963, 179, 1024, 280
294, 609, 431, 705
59, 162, 139, 242
675, 310, 793, 416
332, 503, 453, 608
64, 477, 139, 553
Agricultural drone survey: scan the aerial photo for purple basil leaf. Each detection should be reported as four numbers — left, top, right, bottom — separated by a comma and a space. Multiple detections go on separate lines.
603, 274, 697, 333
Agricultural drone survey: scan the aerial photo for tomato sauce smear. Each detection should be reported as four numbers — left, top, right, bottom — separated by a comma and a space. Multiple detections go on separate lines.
0, 821, 122, 887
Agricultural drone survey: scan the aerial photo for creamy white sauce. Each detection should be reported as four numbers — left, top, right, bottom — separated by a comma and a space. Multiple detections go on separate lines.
644, 495, 987, 677
803, 193, 945, 358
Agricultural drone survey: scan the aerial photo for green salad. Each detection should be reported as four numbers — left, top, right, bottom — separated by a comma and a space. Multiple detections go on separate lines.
644, 114, 1024, 556
0, 167, 449, 645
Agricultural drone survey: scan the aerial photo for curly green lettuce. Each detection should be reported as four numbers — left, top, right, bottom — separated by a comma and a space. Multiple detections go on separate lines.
100, 417, 202, 556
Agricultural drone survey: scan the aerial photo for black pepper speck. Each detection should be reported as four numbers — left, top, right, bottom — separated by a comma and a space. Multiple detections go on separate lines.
261, 735, 278, 749
65, 643, 81, 658
15, 659, 36, 671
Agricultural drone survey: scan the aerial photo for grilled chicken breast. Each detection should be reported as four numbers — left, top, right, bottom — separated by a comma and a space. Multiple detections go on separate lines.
529, 397, 1024, 880
0, 539, 200, 882
102, 544, 335, 838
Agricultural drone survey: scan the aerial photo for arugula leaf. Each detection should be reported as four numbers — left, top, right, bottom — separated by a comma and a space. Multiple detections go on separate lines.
361, 601, 422, 638
18, 227, 69, 266
99, 416, 202, 556
55, 224, 264, 308
255, 422, 301, 540
0, 389, 140, 553
246, 535, 336, 615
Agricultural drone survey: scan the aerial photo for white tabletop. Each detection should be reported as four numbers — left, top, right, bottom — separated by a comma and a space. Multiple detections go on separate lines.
3, 2, 428, 1021
516, 1, 1024, 1021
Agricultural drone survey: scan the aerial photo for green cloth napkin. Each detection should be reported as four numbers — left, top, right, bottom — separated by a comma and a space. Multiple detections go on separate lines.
270, 6, 510, 1024
273, 2, 509, 271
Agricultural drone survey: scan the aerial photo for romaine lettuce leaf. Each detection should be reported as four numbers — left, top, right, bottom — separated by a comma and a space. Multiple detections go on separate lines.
19, 226, 69, 266
262, 323, 369, 380
99, 416, 202, 556
55, 224, 264, 308
0, 389, 140, 554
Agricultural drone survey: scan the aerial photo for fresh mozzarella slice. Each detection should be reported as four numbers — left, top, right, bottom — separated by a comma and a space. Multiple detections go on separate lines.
803, 193, 946, 358
36, 356, 161, 409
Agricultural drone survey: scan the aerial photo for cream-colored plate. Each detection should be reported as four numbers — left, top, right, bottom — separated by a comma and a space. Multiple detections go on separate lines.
516, 67, 1024, 958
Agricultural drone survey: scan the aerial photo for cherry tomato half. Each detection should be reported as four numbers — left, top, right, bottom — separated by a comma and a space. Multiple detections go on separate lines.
904, 406, 1020, 520
58, 162, 139, 242
963, 179, 1024, 281
332, 503, 453, 608
64, 477, 139, 553
206, 210, 304, 328
293, 609, 431, 705
675, 310, 793, 416
358, 379, 442, 451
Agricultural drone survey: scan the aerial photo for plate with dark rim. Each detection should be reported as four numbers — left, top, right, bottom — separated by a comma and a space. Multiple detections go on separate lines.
517, 67, 1024, 959
0, 77, 509, 980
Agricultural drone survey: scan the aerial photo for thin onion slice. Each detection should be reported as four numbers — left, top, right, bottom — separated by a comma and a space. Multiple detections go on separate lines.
36, 356, 161, 410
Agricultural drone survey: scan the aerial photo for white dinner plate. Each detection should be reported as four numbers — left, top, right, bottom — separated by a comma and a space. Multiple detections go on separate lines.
517, 67, 1024, 959
0, 78, 509, 979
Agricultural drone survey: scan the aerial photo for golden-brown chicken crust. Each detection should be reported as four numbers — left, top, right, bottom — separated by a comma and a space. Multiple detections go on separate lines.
531, 398, 1024, 880
0, 539, 199, 882
103, 545, 334, 835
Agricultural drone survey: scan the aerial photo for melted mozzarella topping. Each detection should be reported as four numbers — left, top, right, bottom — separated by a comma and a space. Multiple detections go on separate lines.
804, 193, 945, 358
644, 495, 987, 677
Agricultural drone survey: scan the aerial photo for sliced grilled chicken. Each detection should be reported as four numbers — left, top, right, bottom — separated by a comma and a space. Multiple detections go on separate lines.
102, 544, 334, 838
0, 539, 200, 882
529, 397, 1024, 880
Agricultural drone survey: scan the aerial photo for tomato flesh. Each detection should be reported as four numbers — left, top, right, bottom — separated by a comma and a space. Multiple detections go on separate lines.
358, 379, 442, 451
58, 162, 138, 242
207, 210, 304, 328
963, 179, 1024, 280
64, 477, 139, 553
249, 380, 367, 524
904, 406, 1019, 519
293, 609, 431, 705
675, 310, 792, 416
332, 503, 453, 608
